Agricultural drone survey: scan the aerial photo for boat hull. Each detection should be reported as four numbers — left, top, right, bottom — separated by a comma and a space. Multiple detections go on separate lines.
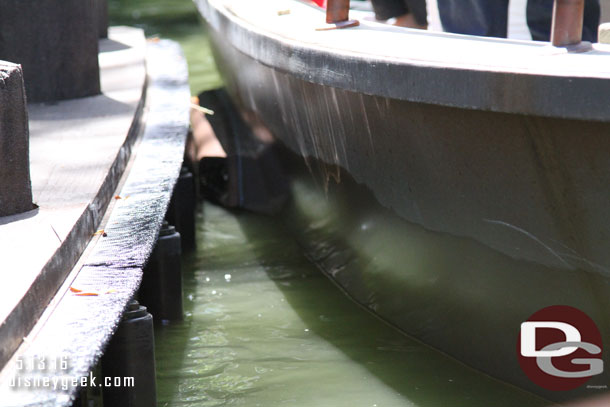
198, 0, 610, 400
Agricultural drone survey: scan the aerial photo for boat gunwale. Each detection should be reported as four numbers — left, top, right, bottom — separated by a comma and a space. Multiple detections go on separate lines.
197, 0, 610, 123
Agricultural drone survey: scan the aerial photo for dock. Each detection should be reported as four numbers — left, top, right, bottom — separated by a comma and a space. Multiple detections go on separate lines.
0, 9, 190, 406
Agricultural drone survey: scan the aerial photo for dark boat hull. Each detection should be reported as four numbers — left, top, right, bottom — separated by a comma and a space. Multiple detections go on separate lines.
197, 0, 610, 401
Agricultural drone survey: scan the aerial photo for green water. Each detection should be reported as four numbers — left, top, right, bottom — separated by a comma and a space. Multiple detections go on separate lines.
153, 202, 548, 407
108, 0, 222, 93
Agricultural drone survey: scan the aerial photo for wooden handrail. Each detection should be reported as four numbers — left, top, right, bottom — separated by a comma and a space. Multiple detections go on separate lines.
320, 0, 358, 30
551, 0, 585, 46
326, 0, 350, 24
323, 0, 586, 45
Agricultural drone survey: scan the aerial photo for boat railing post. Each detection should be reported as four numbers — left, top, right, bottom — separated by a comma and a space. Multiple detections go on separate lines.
326, 0, 350, 23
318, 0, 359, 30
551, 0, 585, 47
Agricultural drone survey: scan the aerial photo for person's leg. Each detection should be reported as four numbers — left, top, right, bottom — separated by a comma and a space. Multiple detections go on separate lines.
394, 13, 428, 28
437, 0, 510, 38
404, 0, 428, 27
371, 0, 427, 29
583, 0, 601, 42
370, 0, 409, 21
526, 0, 600, 42
525, 0, 551, 41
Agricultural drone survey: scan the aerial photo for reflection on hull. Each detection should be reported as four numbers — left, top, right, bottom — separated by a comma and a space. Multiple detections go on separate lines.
279, 161, 610, 402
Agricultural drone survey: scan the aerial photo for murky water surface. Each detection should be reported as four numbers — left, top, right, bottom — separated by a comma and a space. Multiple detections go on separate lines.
154, 203, 547, 407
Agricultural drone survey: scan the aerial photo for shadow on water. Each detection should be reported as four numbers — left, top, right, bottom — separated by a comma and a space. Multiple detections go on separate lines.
223, 138, 610, 403
152, 170, 549, 406
169, 88, 551, 404
230, 199, 549, 407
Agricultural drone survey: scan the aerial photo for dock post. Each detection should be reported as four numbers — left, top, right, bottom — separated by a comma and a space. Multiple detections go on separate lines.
0, 0, 101, 102
101, 301, 157, 407
0, 62, 33, 218
140, 222, 184, 321
551, 0, 586, 46
166, 166, 197, 252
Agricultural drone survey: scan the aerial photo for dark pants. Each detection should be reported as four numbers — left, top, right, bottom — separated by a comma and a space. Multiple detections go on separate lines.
436, 0, 600, 42
370, 0, 428, 26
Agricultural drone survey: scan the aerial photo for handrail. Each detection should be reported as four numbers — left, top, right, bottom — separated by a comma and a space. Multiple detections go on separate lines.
551, 0, 585, 46
326, 0, 349, 24
322, 0, 358, 29
322, 0, 586, 47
